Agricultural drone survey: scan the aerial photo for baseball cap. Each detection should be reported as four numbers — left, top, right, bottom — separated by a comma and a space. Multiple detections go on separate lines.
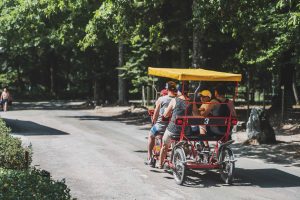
199, 90, 212, 98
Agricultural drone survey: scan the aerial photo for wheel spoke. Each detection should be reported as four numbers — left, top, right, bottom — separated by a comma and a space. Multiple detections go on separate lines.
219, 148, 235, 184
172, 148, 186, 185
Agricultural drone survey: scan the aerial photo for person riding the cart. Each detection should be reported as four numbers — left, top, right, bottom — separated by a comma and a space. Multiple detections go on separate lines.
197, 89, 212, 134
201, 84, 237, 137
145, 81, 177, 165
158, 85, 192, 169
191, 89, 212, 149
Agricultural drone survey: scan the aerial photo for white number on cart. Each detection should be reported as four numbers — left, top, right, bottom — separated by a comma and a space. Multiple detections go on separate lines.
204, 118, 210, 125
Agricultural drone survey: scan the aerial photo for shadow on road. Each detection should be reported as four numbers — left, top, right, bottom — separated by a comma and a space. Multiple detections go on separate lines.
4, 118, 70, 136
10, 101, 92, 111
235, 168, 300, 188
160, 168, 300, 188
232, 143, 300, 165
62, 113, 300, 166
60, 112, 150, 127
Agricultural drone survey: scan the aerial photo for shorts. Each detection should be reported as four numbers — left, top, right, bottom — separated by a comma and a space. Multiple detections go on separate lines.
1, 99, 8, 105
150, 124, 167, 137
162, 129, 173, 145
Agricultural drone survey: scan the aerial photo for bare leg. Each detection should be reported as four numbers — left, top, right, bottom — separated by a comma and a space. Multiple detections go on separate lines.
147, 133, 155, 160
159, 143, 169, 168
199, 126, 209, 147
3, 102, 7, 112
199, 126, 206, 135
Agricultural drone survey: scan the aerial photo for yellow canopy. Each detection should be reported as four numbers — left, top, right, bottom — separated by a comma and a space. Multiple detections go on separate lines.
148, 67, 242, 82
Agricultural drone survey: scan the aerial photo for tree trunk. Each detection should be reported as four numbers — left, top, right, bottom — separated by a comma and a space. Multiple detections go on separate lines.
118, 42, 126, 105
180, 24, 188, 68
280, 63, 295, 109
192, 1, 206, 69
180, 40, 187, 68
47, 51, 56, 96
192, 29, 205, 68
16, 66, 22, 93
292, 75, 299, 105
93, 78, 100, 105
269, 56, 296, 120
246, 69, 250, 120
50, 66, 54, 95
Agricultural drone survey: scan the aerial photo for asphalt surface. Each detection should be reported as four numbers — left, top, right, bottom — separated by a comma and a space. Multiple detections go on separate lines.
1, 103, 300, 200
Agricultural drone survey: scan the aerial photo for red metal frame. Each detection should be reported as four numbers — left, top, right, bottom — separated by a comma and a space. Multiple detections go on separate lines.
164, 81, 239, 170
148, 81, 239, 170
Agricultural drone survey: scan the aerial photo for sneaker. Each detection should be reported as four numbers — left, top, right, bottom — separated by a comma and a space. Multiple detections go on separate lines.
155, 162, 163, 169
144, 159, 153, 166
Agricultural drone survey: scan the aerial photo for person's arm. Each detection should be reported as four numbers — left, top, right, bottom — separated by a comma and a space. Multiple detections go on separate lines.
163, 98, 175, 118
228, 100, 237, 117
199, 105, 206, 115
192, 103, 200, 116
152, 98, 161, 124
201, 101, 215, 117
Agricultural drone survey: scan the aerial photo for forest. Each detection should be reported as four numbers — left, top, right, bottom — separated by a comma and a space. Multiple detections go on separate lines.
0, 0, 299, 108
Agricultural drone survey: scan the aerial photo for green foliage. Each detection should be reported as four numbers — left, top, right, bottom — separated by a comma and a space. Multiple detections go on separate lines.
0, 0, 103, 98
0, 168, 72, 200
0, 119, 11, 135
82, 0, 192, 93
237, 1, 299, 66
0, 71, 18, 87
0, 119, 32, 169
0, 0, 299, 98
0, 119, 72, 199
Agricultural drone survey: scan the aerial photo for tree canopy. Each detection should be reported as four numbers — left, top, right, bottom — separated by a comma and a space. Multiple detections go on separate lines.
0, 0, 298, 104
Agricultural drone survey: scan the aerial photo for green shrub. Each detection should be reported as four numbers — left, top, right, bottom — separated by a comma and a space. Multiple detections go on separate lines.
0, 119, 11, 135
0, 119, 73, 199
0, 119, 32, 169
0, 168, 72, 200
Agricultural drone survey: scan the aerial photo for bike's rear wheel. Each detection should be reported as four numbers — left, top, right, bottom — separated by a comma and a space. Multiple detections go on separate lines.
172, 148, 186, 185
219, 147, 235, 184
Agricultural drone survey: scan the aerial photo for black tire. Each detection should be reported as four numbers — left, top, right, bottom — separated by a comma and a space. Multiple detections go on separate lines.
172, 148, 186, 185
219, 147, 235, 184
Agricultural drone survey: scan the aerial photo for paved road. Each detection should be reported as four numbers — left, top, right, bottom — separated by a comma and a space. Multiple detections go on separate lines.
2, 104, 300, 200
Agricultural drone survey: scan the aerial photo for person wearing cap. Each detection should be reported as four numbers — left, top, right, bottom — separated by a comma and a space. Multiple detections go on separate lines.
198, 90, 212, 114
198, 90, 212, 135
145, 81, 177, 165
201, 84, 237, 136
158, 84, 192, 169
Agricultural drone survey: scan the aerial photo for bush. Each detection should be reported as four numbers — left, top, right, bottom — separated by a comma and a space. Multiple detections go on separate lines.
0, 119, 32, 169
0, 119, 11, 135
0, 119, 73, 199
0, 168, 72, 200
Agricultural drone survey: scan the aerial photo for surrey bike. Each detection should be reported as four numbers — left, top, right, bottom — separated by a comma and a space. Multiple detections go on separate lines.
148, 67, 241, 185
